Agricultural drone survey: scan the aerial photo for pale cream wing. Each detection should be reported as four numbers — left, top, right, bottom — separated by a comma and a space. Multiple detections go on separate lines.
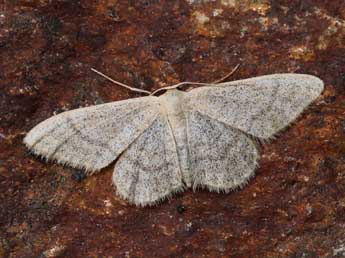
113, 114, 183, 206
24, 96, 160, 173
186, 111, 258, 192
186, 74, 324, 139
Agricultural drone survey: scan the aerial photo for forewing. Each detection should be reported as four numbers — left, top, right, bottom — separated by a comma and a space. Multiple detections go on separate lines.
24, 96, 159, 173
113, 115, 183, 206
187, 111, 258, 191
186, 74, 324, 139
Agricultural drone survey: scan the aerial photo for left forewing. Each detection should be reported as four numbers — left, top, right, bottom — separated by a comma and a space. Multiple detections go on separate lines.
24, 96, 159, 173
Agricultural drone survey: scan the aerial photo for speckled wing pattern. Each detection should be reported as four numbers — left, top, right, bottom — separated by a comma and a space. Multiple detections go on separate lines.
187, 111, 258, 192
24, 96, 159, 173
113, 115, 183, 206
185, 74, 323, 191
186, 74, 324, 139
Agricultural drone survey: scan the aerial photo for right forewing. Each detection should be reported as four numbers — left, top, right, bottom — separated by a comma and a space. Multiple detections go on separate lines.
186, 74, 324, 139
24, 96, 160, 173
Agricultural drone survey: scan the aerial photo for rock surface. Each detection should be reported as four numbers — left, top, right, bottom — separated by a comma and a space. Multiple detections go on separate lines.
1, 1, 345, 257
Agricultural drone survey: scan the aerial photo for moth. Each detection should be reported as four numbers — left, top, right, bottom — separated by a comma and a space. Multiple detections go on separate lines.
24, 71, 324, 206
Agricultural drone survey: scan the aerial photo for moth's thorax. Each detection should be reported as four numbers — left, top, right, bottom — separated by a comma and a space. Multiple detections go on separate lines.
159, 89, 187, 115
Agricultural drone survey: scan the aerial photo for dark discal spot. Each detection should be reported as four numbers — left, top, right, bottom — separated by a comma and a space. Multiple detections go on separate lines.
71, 170, 86, 183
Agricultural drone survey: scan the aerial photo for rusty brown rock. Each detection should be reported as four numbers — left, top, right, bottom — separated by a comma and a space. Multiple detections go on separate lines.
1, 1, 345, 257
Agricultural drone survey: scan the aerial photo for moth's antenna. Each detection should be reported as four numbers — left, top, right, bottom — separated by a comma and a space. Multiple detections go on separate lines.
91, 68, 152, 95
150, 63, 241, 95
211, 63, 240, 84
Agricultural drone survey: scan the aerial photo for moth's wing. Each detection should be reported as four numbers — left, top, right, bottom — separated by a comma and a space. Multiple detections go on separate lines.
186, 111, 258, 192
186, 74, 324, 139
24, 96, 160, 173
113, 114, 183, 206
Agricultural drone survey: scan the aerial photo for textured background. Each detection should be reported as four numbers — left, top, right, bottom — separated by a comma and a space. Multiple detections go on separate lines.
1, 1, 345, 257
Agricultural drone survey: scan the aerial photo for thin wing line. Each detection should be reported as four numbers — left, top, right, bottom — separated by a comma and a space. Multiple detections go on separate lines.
113, 114, 183, 206
24, 96, 160, 173
186, 111, 258, 192
186, 74, 324, 139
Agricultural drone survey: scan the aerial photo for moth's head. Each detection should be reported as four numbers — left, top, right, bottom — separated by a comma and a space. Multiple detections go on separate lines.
151, 81, 201, 96
164, 88, 184, 97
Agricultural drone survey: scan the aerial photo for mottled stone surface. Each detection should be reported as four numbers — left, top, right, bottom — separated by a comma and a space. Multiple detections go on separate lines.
1, 1, 345, 257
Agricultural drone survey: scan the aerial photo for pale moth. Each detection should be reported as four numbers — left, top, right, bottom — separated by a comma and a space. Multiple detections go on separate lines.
24, 69, 324, 206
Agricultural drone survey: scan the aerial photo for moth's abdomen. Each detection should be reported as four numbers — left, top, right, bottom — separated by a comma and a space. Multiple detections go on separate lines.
167, 112, 192, 187
159, 89, 192, 186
